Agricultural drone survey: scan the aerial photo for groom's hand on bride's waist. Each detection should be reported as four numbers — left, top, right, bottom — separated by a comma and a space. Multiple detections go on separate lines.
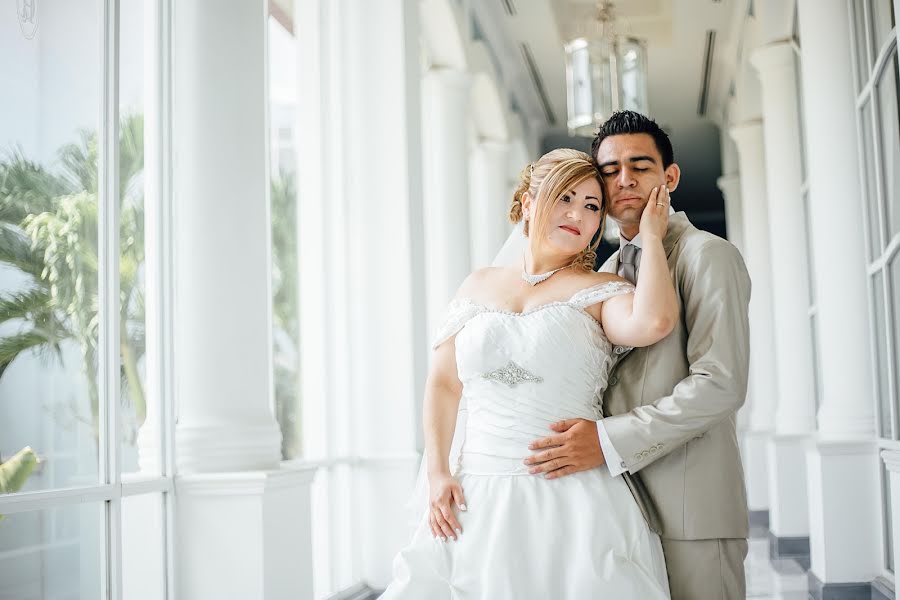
523, 419, 606, 479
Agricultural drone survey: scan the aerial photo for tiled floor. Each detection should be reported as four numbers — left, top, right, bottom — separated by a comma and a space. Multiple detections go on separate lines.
746, 527, 810, 600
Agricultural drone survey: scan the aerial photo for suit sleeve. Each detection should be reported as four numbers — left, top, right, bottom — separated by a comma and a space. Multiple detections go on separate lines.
601, 239, 751, 474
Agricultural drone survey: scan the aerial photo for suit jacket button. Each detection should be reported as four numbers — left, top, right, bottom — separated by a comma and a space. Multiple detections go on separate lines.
609, 376, 619, 386
634, 453, 642, 461
650, 447, 658, 454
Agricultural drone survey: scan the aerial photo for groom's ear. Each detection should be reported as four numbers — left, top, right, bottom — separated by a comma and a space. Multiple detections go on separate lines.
664, 163, 681, 193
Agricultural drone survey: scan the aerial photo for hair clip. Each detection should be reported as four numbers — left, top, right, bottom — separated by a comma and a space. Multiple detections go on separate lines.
529, 163, 535, 176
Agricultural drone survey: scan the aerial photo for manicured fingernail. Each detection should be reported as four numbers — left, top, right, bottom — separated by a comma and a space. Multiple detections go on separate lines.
456, 528, 462, 536
460, 504, 467, 511
528, 468, 537, 474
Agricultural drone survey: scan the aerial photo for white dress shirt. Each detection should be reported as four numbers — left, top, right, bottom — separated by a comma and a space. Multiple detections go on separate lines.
596, 205, 676, 477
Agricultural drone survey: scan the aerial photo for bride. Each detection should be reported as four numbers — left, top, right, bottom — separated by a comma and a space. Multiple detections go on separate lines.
380, 148, 678, 598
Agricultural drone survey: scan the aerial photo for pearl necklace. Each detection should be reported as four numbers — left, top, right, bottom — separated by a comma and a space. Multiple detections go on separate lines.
521, 255, 573, 286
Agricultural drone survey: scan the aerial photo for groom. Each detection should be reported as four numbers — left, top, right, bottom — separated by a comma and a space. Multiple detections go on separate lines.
524, 110, 751, 599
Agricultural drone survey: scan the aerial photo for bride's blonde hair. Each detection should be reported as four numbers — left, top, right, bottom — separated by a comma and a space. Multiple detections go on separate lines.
509, 148, 606, 272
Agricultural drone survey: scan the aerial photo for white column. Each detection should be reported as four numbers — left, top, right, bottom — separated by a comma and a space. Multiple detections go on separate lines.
798, 0, 874, 436
716, 140, 745, 433
716, 173, 746, 434
718, 127, 744, 252
173, 2, 314, 598
422, 68, 472, 334
173, 0, 280, 474
797, 0, 880, 585
752, 42, 818, 543
469, 139, 510, 268
297, 0, 426, 591
729, 121, 777, 514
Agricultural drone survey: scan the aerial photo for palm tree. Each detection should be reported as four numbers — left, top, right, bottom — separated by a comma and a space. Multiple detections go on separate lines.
270, 170, 302, 459
1, 115, 302, 465
0, 114, 146, 442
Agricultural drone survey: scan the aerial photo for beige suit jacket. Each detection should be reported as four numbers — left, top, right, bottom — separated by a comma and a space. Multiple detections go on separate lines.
599, 212, 751, 540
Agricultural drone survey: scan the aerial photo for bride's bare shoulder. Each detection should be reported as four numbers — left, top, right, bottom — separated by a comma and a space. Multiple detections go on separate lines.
457, 266, 516, 298
571, 270, 630, 288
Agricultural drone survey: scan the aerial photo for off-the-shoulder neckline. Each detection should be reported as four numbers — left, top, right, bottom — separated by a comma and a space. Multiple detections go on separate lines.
450, 280, 633, 318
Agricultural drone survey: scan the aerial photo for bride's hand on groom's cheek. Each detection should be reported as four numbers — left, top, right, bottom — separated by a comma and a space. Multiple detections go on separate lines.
523, 418, 606, 479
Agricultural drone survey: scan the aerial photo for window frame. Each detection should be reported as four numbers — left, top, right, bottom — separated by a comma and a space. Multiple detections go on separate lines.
0, 0, 178, 597
849, 0, 900, 579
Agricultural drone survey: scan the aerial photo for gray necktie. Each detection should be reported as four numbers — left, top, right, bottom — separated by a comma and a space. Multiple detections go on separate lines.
617, 243, 641, 284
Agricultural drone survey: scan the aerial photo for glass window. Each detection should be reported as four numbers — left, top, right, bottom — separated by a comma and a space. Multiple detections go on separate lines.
853, 0, 873, 91
268, 10, 302, 460
122, 492, 167, 600
0, 0, 102, 492
118, 0, 158, 477
875, 273, 893, 439
878, 53, 900, 241
0, 503, 103, 598
872, 0, 897, 57
795, 50, 808, 183
861, 100, 884, 261
892, 255, 900, 439
885, 460, 896, 572
810, 312, 821, 414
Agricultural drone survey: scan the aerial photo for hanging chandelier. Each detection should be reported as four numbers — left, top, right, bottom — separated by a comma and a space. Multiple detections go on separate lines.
564, 1, 649, 136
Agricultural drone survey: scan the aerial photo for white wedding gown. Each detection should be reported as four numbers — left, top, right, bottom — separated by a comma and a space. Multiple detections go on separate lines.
380, 281, 670, 599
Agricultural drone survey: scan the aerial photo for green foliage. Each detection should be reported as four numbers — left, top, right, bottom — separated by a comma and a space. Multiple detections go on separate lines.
0, 447, 39, 494
0, 115, 146, 439
0, 114, 301, 460
0, 447, 40, 520
270, 169, 302, 459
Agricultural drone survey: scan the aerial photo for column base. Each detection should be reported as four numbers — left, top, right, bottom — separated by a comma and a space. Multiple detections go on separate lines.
742, 429, 771, 511
768, 531, 810, 569
176, 465, 317, 600
176, 420, 283, 473
806, 439, 879, 586
809, 571, 888, 600
872, 577, 896, 600
767, 433, 811, 538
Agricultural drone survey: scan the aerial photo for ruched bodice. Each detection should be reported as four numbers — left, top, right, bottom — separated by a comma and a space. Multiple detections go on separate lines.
450, 300, 629, 474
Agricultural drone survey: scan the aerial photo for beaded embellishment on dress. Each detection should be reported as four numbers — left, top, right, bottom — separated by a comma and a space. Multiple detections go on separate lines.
481, 360, 543, 387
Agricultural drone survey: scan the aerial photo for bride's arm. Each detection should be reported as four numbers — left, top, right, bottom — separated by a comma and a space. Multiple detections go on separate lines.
424, 322, 469, 542
601, 187, 679, 347
423, 340, 463, 478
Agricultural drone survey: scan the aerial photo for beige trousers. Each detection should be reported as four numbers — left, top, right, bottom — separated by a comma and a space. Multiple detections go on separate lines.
660, 537, 749, 600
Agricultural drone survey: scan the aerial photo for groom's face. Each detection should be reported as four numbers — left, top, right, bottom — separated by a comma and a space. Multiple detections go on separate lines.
594, 133, 672, 231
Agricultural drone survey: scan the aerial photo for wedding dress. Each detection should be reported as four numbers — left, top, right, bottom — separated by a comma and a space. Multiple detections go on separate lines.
380, 280, 670, 599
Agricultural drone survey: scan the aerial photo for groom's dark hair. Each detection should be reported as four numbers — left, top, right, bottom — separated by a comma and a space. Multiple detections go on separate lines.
590, 110, 675, 168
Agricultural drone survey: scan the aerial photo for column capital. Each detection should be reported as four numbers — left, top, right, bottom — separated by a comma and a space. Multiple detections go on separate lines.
476, 138, 510, 152
882, 450, 900, 473
811, 438, 876, 456
716, 173, 740, 193
423, 67, 471, 91
728, 119, 764, 150
750, 41, 797, 76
